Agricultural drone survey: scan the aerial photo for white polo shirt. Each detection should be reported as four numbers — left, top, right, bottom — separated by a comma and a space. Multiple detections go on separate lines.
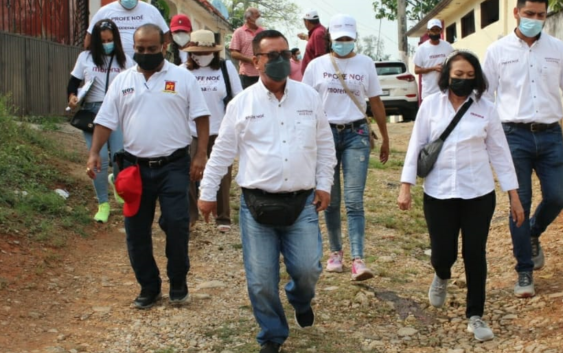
413, 39, 454, 99
302, 53, 383, 124
483, 31, 563, 124
186, 60, 243, 137
71, 51, 135, 102
199, 79, 337, 201
94, 60, 210, 158
87, 1, 169, 58
401, 92, 518, 199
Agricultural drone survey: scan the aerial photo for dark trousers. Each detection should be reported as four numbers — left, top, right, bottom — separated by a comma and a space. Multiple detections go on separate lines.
240, 74, 259, 89
189, 135, 232, 225
124, 153, 191, 294
423, 191, 495, 318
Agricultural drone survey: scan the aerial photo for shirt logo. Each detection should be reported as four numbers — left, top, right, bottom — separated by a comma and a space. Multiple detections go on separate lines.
545, 57, 560, 64
245, 114, 264, 120
470, 112, 484, 119
429, 54, 446, 59
163, 81, 177, 93
122, 87, 134, 96
501, 59, 519, 65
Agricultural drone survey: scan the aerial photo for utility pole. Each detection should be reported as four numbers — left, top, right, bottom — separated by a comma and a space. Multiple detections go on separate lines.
397, 0, 408, 65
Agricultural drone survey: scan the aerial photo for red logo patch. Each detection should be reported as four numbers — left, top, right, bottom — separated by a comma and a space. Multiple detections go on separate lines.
164, 81, 176, 92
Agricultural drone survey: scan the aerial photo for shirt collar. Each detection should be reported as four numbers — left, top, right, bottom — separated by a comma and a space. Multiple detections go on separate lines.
257, 78, 290, 103
510, 28, 543, 46
308, 23, 323, 36
135, 59, 171, 74
242, 23, 261, 33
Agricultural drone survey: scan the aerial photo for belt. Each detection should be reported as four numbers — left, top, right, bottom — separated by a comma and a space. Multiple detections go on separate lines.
330, 119, 366, 131
241, 188, 313, 199
504, 122, 559, 133
124, 146, 189, 169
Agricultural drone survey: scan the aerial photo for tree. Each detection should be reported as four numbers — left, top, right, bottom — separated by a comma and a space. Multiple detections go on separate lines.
225, 0, 301, 30
549, 0, 563, 12
356, 34, 389, 61
372, 0, 441, 21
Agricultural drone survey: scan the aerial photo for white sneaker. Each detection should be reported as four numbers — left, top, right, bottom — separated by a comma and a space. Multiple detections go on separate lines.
467, 316, 494, 341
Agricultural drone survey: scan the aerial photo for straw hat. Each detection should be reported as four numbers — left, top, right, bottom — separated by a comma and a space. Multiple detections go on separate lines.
182, 30, 223, 52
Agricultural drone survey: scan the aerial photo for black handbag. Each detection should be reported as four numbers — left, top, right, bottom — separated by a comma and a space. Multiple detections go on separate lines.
242, 188, 313, 227
69, 54, 114, 133
417, 98, 473, 178
219, 59, 233, 110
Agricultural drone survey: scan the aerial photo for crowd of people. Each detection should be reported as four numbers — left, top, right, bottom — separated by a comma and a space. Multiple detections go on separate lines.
68, 0, 563, 351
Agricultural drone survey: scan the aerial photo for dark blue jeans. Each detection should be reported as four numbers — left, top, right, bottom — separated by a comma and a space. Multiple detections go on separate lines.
503, 123, 563, 273
123, 153, 191, 293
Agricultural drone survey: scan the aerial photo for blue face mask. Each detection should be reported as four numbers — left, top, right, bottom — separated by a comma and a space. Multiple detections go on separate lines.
103, 42, 115, 55
332, 41, 355, 57
519, 17, 544, 38
120, 0, 137, 10
296, 54, 302, 60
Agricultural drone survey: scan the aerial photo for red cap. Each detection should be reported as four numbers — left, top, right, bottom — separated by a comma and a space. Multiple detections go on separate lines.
170, 14, 192, 33
115, 165, 142, 217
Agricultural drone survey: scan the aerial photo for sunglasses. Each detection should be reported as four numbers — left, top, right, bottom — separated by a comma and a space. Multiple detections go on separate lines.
256, 50, 292, 61
100, 21, 113, 30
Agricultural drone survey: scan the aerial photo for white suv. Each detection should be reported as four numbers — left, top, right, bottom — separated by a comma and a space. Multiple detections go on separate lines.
366, 61, 419, 121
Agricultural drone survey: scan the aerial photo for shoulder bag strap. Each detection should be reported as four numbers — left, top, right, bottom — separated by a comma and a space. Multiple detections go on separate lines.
329, 54, 377, 140
439, 97, 474, 141
104, 54, 115, 93
220, 59, 232, 99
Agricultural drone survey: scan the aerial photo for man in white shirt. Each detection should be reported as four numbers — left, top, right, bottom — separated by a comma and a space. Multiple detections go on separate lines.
84, 0, 170, 58
86, 24, 210, 309
414, 19, 454, 100
483, 0, 563, 298
198, 30, 336, 353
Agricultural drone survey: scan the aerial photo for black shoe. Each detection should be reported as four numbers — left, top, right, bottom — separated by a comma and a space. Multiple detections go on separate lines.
259, 341, 281, 353
134, 289, 161, 309
531, 236, 545, 270
294, 306, 315, 328
169, 282, 188, 305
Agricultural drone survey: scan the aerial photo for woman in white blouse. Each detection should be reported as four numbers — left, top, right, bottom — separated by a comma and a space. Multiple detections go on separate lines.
398, 50, 524, 342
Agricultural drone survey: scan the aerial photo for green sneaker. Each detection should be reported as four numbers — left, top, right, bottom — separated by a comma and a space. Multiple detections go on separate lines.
108, 173, 124, 205
94, 202, 110, 223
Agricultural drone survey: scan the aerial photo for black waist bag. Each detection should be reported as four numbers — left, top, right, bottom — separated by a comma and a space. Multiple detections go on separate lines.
242, 188, 313, 227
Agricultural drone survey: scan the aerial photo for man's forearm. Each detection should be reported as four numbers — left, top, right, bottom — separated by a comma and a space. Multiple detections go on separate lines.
90, 125, 112, 155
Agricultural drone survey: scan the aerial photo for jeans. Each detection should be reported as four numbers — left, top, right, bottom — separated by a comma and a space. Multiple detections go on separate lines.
239, 192, 322, 345
82, 102, 123, 204
325, 123, 371, 259
502, 123, 563, 273
123, 153, 191, 293
424, 191, 495, 318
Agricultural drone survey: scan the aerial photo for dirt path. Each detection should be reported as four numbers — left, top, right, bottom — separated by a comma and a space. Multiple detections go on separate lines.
2, 123, 563, 353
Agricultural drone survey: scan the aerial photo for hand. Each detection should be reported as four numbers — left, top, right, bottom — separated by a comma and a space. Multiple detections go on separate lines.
297, 33, 308, 41
380, 139, 390, 164
198, 200, 217, 223
86, 153, 102, 179
190, 153, 207, 182
434, 64, 442, 73
397, 183, 412, 210
68, 95, 79, 109
313, 190, 330, 212
509, 191, 525, 227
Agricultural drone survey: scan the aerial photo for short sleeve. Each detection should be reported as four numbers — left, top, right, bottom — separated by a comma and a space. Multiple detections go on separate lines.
87, 8, 106, 34
93, 75, 121, 131
71, 52, 87, 79
365, 57, 383, 98
226, 60, 243, 96
150, 6, 169, 32
413, 45, 424, 67
229, 29, 242, 52
185, 72, 211, 120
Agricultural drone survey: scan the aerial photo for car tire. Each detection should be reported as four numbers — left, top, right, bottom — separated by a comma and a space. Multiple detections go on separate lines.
401, 107, 418, 122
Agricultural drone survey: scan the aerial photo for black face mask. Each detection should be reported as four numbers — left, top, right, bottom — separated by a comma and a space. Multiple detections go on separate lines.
450, 78, 475, 97
265, 56, 291, 82
133, 52, 164, 71
429, 34, 441, 41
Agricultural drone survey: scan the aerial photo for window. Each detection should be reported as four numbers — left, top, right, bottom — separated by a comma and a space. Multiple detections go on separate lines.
481, 0, 499, 28
374, 62, 406, 76
446, 23, 457, 44
461, 10, 475, 38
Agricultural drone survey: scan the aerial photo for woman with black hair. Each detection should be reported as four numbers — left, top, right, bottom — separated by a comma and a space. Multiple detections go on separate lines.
398, 50, 524, 341
67, 19, 134, 223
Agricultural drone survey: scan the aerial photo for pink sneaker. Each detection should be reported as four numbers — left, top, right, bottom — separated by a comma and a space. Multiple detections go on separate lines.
351, 258, 374, 281
326, 251, 343, 272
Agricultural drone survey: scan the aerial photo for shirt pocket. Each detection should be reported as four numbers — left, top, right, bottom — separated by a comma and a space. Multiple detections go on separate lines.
541, 62, 560, 79
296, 119, 317, 150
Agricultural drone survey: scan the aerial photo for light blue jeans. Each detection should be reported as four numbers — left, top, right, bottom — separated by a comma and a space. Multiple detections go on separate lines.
239, 192, 322, 345
325, 123, 371, 259
81, 102, 123, 204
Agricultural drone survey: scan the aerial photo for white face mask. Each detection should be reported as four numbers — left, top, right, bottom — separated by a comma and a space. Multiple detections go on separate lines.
255, 18, 264, 27
173, 32, 190, 47
192, 53, 215, 67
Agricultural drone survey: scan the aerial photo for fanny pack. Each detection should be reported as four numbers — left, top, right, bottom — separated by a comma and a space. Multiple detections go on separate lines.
242, 188, 313, 227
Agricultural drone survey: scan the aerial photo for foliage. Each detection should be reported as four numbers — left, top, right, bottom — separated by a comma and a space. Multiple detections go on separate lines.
224, 0, 301, 32
356, 34, 390, 61
373, 0, 442, 21
550, 0, 563, 12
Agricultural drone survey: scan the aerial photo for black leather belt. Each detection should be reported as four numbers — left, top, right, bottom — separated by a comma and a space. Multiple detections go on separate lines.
504, 122, 559, 133
330, 119, 366, 131
124, 146, 189, 168
241, 188, 313, 199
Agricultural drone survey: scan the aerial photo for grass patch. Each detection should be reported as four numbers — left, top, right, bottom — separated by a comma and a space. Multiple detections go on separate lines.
0, 95, 92, 246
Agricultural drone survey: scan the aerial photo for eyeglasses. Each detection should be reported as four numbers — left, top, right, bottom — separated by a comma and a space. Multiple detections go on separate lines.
100, 21, 113, 30
256, 50, 292, 61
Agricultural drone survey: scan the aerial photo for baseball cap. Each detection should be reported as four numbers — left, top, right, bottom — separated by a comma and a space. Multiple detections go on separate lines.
427, 19, 443, 29
303, 9, 319, 20
329, 14, 357, 40
114, 165, 142, 217
170, 14, 192, 33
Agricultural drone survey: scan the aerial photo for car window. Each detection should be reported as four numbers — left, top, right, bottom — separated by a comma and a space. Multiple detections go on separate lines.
375, 63, 406, 76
